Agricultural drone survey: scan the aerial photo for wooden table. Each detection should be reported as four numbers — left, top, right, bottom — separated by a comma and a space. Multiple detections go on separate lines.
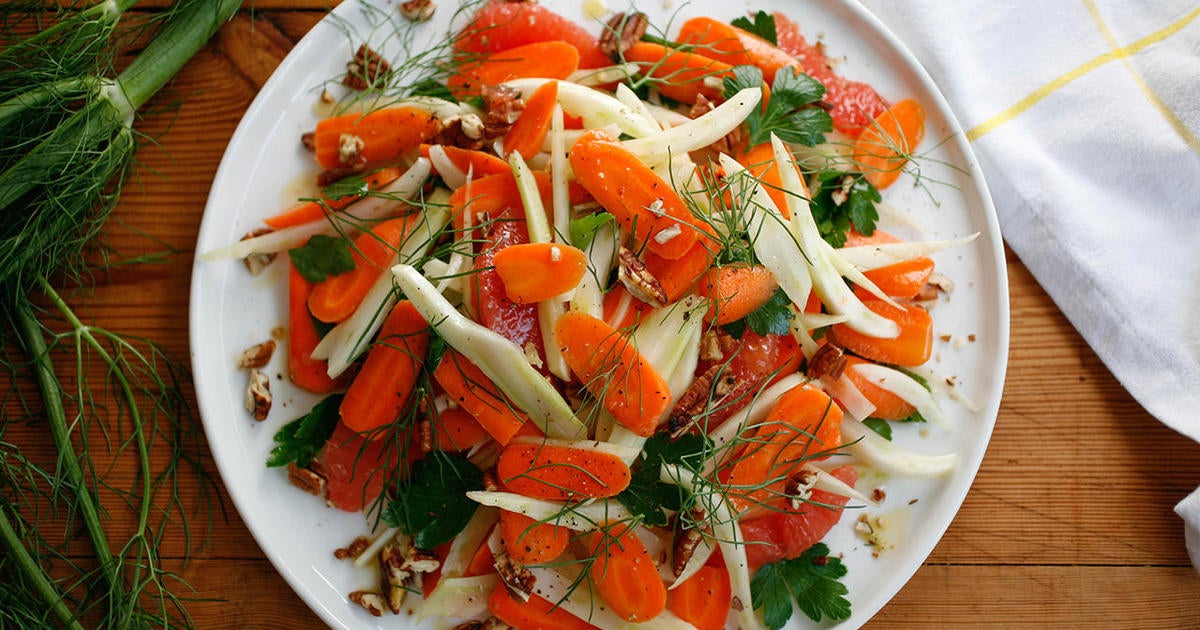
15, 2, 1200, 628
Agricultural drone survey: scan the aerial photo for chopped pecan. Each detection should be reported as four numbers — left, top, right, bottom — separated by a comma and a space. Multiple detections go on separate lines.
349, 590, 387, 617
481, 84, 525, 140
419, 419, 435, 453
926, 272, 955, 295
334, 535, 371, 560
300, 131, 316, 152
380, 542, 410, 613
402, 546, 442, 574
238, 340, 276, 369
493, 549, 535, 602
699, 329, 724, 362
399, 0, 435, 22
785, 469, 819, 510
344, 44, 391, 90
617, 246, 668, 308
599, 12, 649, 60
482, 470, 500, 493
244, 368, 272, 421
829, 174, 856, 207
435, 113, 487, 150
455, 618, 511, 630
689, 94, 743, 155
672, 507, 708, 576
287, 462, 327, 497
240, 228, 276, 275
807, 342, 847, 380
337, 132, 366, 167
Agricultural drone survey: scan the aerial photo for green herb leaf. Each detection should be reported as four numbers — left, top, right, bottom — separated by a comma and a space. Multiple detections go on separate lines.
751, 543, 851, 628
863, 417, 893, 441
288, 234, 356, 283
725, 65, 832, 147
569, 212, 615, 249
618, 433, 711, 526
407, 77, 454, 101
808, 171, 881, 248
744, 287, 795, 336
267, 395, 343, 468
731, 10, 778, 45
320, 171, 373, 201
384, 451, 484, 548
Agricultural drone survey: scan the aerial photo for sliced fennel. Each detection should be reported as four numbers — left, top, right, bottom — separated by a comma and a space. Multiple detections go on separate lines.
624, 87, 761, 166
837, 233, 980, 270
841, 417, 958, 477
392, 264, 587, 439
464, 491, 632, 529
851, 362, 949, 426
503, 78, 661, 138
418, 575, 498, 621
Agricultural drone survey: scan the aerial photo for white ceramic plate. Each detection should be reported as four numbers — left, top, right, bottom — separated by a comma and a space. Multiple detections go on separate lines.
190, 1, 1008, 627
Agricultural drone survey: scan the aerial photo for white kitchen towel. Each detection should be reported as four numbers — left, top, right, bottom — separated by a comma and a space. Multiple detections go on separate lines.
857, 0, 1200, 568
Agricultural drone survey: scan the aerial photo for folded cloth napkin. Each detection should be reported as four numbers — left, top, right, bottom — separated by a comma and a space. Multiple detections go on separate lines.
857, 0, 1200, 568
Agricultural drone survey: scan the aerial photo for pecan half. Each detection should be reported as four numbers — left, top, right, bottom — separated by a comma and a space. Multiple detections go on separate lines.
493, 549, 535, 602
238, 340, 276, 369
481, 84, 525, 140
669, 364, 750, 435
287, 463, 327, 497
435, 115, 486, 151
399, 0, 436, 22
344, 44, 391, 90
672, 507, 709, 576
807, 342, 847, 380
402, 546, 442, 574
349, 590, 387, 617
380, 542, 411, 614
244, 368, 272, 421
334, 535, 371, 560
617, 246, 668, 308
599, 12, 649, 60
240, 228, 276, 275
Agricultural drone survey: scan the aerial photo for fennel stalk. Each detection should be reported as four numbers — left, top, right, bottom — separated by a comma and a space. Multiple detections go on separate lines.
0, 0, 241, 627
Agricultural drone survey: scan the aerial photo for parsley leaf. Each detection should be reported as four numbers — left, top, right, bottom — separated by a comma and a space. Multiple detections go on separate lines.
569, 212, 615, 249
725, 65, 832, 147
407, 77, 454, 101
863, 417, 893, 441
617, 432, 711, 527
751, 543, 852, 629
266, 394, 343, 468
320, 170, 373, 200
731, 10, 777, 45
744, 288, 795, 336
384, 451, 484, 548
808, 171, 881, 248
288, 234, 355, 283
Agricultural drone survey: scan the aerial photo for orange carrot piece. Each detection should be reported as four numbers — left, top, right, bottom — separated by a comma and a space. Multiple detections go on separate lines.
448, 170, 553, 233
843, 228, 935, 299
420, 144, 511, 178
313, 107, 442, 170
642, 241, 716, 303
287, 263, 346, 393
503, 80, 558, 159
488, 585, 599, 630
430, 407, 492, 452
449, 41, 579, 97
307, 213, 420, 324
697, 264, 779, 325
602, 285, 655, 330
338, 301, 429, 436
464, 529, 497, 577
265, 166, 405, 229
553, 310, 671, 437
492, 242, 588, 303
497, 442, 631, 500
829, 299, 933, 367
677, 17, 799, 83
433, 350, 530, 445
854, 99, 925, 189
841, 355, 916, 420
622, 41, 732, 105
666, 565, 731, 630
737, 142, 792, 219
725, 383, 843, 513
456, 1, 611, 69
499, 509, 571, 564
569, 130, 700, 260
584, 523, 667, 622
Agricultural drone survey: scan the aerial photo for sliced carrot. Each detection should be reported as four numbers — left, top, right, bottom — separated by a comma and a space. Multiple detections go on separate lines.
430, 407, 492, 452
497, 441, 631, 500
854, 98, 925, 189
725, 383, 843, 514
265, 166, 404, 229
433, 350, 531, 445
488, 585, 599, 630
492, 242, 588, 304
499, 509, 571, 565
642, 240, 715, 303
448, 169, 552, 233
843, 228, 935, 300
502, 80, 558, 159
666, 565, 731, 630
697, 264, 779, 325
737, 142, 791, 218
584, 523, 667, 622
420, 144, 511, 178
828, 299, 933, 367
622, 41, 732, 105
338, 301, 429, 436
456, 0, 610, 69
308, 213, 421, 324
313, 106, 442, 170
676, 17, 798, 83
463, 529, 497, 577
569, 130, 701, 260
287, 263, 347, 393
554, 310, 671, 437
841, 355, 916, 420
602, 285, 655, 330
449, 41, 579, 97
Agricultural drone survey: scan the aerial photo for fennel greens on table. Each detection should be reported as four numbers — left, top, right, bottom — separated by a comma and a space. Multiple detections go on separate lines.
0, 1, 240, 627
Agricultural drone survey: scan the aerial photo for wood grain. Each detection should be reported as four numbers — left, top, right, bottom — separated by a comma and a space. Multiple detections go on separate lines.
10, 4, 1200, 629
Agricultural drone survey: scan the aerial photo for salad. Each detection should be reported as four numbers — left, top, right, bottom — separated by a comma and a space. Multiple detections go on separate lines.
200, 2, 979, 628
